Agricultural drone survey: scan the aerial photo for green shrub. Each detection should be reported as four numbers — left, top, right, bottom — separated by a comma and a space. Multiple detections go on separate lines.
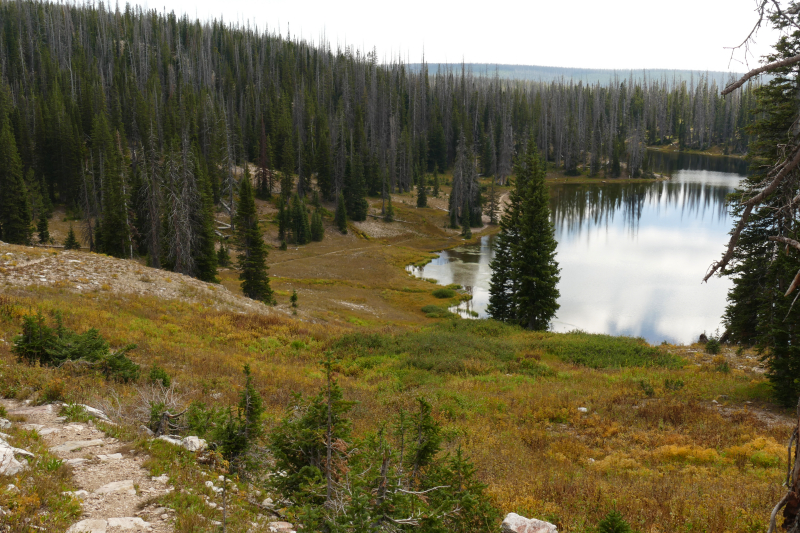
639, 379, 655, 397
664, 378, 685, 391
432, 287, 456, 299
12, 311, 140, 382
421, 305, 454, 318
597, 509, 632, 533
148, 365, 171, 387
705, 338, 721, 354
540, 331, 684, 369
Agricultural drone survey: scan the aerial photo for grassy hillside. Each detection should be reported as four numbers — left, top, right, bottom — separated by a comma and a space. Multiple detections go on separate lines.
0, 232, 792, 532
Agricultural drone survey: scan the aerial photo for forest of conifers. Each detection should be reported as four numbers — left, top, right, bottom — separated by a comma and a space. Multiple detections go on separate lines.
0, 0, 760, 280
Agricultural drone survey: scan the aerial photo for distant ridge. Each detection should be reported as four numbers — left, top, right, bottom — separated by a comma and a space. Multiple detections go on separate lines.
408, 63, 744, 87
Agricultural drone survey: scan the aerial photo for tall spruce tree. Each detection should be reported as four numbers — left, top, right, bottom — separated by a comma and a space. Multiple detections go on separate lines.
63, 225, 81, 250
488, 138, 560, 330
335, 192, 348, 233
234, 176, 273, 303
722, 20, 800, 406
416, 177, 428, 208
0, 118, 32, 245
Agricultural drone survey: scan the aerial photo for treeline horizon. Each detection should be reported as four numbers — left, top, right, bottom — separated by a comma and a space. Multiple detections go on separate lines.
0, 0, 760, 283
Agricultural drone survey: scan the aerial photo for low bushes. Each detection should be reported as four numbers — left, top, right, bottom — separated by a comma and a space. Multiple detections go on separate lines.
539, 330, 684, 369
12, 311, 140, 382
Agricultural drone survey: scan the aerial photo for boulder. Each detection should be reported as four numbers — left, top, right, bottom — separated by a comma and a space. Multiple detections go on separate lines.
268, 522, 295, 533
0, 448, 26, 476
156, 435, 207, 452
0, 418, 11, 429
501, 513, 558, 533
66, 519, 108, 533
78, 404, 112, 422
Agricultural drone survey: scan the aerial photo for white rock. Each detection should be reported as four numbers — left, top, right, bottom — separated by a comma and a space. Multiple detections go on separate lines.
0, 448, 26, 476
97, 453, 123, 461
180, 436, 207, 451
261, 497, 274, 508
0, 432, 9, 439
5, 484, 19, 493
66, 519, 108, 533
501, 513, 558, 533
66, 458, 88, 466
151, 474, 169, 484
51, 439, 105, 453
268, 522, 295, 533
38, 427, 60, 436
95, 480, 136, 495
205, 481, 215, 489
78, 404, 111, 422
0, 419, 10, 429
577, 407, 589, 413
107, 517, 151, 529
207, 502, 217, 509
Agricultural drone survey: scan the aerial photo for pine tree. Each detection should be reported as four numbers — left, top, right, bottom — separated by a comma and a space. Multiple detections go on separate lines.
310, 211, 324, 242
723, 24, 800, 406
416, 177, 428, 208
488, 138, 560, 330
192, 158, 219, 283
63, 225, 81, 250
432, 171, 440, 198
217, 243, 231, 267
277, 196, 288, 241
290, 194, 311, 244
461, 196, 472, 239
256, 119, 273, 199
0, 118, 32, 245
335, 192, 348, 233
37, 212, 50, 244
384, 194, 394, 223
234, 176, 273, 303
344, 152, 368, 221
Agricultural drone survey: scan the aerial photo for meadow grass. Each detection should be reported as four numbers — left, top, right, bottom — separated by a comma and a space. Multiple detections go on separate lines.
0, 285, 792, 532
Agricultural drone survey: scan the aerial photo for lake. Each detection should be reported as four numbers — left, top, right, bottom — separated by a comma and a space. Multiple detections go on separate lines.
406, 150, 748, 345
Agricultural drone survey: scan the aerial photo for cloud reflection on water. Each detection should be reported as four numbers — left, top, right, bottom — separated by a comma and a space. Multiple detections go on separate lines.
407, 158, 743, 345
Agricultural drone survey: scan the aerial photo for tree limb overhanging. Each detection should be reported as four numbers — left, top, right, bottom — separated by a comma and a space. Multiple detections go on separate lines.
703, 144, 800, 283
722, 53, 800, 95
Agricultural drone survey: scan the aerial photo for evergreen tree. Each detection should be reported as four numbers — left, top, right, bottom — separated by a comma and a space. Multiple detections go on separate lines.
290, 194, 311, 245
213, 364, 264, 469
256, 120, 273, 199
0, 118, 32, 245
63, 225, 81, 250
37, 212, 50, 244
432, 171, 440, 197
192, 158, 219, 283
310, 211, 324, 242
416, 177, 428, 208
217, 243, 231, 267
233, 176, 273, 303
344, 152, 369, 221
488, 138, 560, 330
461, 196, 472, 239
384, 194, 394, 223
277, 196, 288, 241
723, 21, 800, 406
316, 126, 333, 200
335, 192, 348, 233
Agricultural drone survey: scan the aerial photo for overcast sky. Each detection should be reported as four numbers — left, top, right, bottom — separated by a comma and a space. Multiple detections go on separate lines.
146, 0, 780, 72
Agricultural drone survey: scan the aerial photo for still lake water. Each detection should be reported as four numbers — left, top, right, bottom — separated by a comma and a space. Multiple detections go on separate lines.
407, 151, 748, 345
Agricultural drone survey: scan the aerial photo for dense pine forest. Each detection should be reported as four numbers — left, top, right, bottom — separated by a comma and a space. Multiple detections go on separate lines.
0, 0, 759, 282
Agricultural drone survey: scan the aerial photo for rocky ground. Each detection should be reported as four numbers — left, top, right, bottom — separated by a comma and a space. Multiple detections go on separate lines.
1, 400, 176, 533
0, 244, 281, 317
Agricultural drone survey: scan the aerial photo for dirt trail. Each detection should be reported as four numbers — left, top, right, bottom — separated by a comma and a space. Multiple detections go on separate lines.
1, 400, 175, 533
